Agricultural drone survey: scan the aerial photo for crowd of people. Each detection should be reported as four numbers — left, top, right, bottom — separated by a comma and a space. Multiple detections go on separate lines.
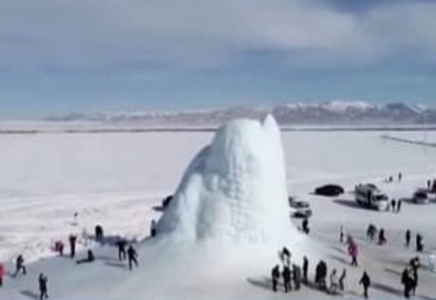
0, 222, 147, 299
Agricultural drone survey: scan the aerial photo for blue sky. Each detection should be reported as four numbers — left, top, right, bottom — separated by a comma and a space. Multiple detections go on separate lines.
0, 0, 435, 118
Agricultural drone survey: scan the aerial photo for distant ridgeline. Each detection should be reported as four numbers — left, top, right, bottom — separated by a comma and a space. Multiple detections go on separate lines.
46, 102, 436, 126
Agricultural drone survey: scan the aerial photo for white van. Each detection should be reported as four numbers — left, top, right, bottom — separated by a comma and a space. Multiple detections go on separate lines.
355, 184, 389, 210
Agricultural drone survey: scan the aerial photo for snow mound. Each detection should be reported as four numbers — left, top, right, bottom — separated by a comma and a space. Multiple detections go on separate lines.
157, 115, 296, 244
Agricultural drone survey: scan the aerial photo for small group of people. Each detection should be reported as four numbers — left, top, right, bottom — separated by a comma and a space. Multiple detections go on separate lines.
385, 198, 402, 213
405, 230, 424, 252
386, 172, 403, 183
365, 224, 386, 245
271, 248, 352, 296
115, 238, 139, 271
271, 247, 302, 293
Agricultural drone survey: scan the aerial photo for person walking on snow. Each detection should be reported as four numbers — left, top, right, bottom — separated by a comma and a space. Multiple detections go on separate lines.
340, 225, 345, 243
397, 199, 402, 213
127, 245, 139, 271
405, 230, 411, 248
271, 264, 280, 292
38, 273, 48, 300
338, 269, 347, 294
359, 271, 371, 299
347, 237, 358, 267
14, 254, 26, 276
69, 234, 77, 258
116, 238, 127, 261
378, 228, 387, 245
0, 262, 5, 287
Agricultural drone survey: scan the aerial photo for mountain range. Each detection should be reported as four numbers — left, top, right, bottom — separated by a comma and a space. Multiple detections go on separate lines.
47, 101, 436, 126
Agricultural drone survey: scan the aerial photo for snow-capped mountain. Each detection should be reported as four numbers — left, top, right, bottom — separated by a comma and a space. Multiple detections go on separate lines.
46, 101, 436, 125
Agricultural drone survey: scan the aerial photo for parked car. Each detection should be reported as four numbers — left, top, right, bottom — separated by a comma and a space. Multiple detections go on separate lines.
289, 199, 312, 218
412, 189, 430, 204
314, 184, 344, 197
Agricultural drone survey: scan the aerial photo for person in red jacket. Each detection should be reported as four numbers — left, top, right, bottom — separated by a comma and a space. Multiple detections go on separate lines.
0, 262, 5, 287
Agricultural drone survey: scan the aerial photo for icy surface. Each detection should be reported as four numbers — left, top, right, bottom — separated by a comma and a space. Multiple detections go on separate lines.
0, 124, 435, 299
157, 115, 294, 244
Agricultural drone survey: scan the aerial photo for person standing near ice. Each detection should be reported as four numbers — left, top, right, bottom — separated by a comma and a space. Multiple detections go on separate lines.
127, 245, 139, 271
38, 273, 49, 300
302, 256, 309, 284
282, 264, 292, 293
416, 233, 424, 252
279, 247, 291, 268
293, 264, 302, 290
14, 254, 26, 276
271, 264, 280, 292
116, 238, 127, 261
69, 234, 77, 258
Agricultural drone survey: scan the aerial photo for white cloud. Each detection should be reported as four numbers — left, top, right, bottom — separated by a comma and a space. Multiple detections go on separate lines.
0, 0, 435, 71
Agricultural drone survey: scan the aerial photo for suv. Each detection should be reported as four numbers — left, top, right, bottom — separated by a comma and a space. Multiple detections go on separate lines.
412, 189, 429, 204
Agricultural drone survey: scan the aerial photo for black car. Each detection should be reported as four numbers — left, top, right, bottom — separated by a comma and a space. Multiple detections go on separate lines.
314, 184, 344, 197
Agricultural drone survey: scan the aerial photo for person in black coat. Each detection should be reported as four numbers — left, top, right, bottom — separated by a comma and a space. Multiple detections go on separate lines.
271, 264, 280, 292
69, 235, 77, 258
76, 250, 95, 264
302, 256, 309, 284
116, 238, 127, 261
359, 271, 371, 299
409, 257, 420, 296
405, 230, 411, 248
315, 260, 327, 290
416, 233, 424, 252
402, 267, 413, 298
127, 245, 139, 271
38, 273, 48, 300
282, 265, 292, 293
14, 254, 26, 276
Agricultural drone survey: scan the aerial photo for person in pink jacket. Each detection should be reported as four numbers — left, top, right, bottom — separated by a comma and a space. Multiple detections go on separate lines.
347, 236, 359, 267
0, 262, 5, 287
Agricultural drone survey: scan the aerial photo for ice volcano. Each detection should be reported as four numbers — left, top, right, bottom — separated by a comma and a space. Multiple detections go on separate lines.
157, 115, 297, 244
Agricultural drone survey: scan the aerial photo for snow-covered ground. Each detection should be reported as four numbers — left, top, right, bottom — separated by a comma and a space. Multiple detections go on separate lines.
0, 128, 435, 299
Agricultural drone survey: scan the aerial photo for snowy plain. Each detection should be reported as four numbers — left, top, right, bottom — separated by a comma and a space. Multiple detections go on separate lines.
0, 126, 435, 299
